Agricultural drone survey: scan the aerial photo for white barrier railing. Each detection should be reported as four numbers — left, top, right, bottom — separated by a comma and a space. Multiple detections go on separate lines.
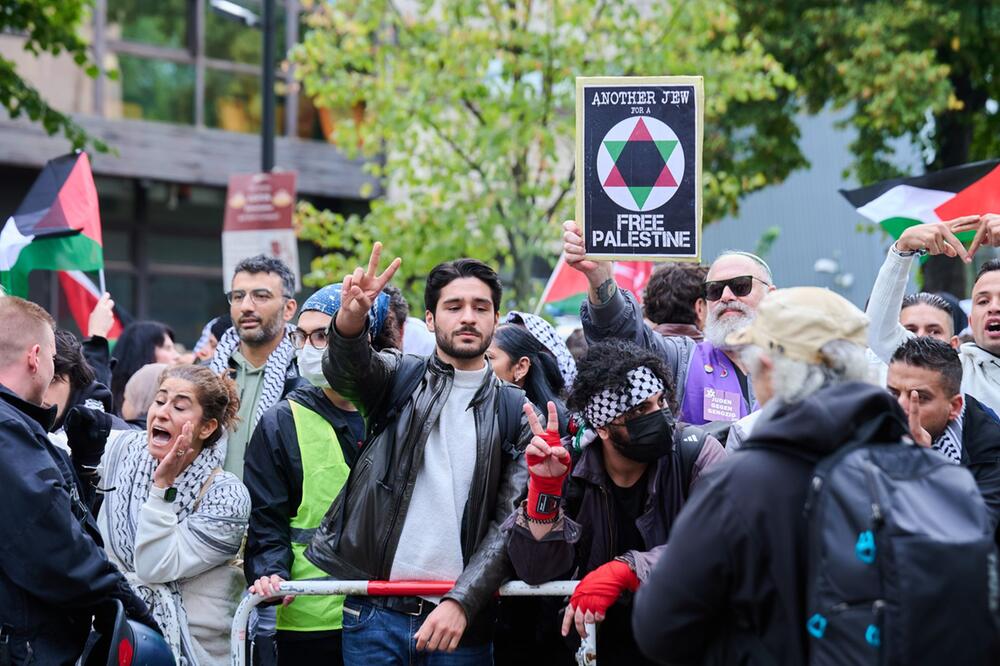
231, 580, 596, 666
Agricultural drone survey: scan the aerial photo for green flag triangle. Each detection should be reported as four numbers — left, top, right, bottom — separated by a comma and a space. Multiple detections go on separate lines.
604, 141, 627, 162
654, 140, 677, 162
629, 186, 653, 209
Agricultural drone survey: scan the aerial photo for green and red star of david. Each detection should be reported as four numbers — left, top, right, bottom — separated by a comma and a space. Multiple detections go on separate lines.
602, 118, 678, 209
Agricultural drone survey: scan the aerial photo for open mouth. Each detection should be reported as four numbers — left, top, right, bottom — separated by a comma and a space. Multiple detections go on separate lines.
150, 427, 172, 446
986, 319, 1000, 335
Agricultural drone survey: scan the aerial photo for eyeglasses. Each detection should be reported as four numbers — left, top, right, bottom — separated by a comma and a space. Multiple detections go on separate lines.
291, 327, 328, 350
703, 275, 768, 302
225, 289, 289, 305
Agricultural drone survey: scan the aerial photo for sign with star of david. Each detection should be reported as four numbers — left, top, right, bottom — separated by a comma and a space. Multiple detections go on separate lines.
576, 76, 704, 261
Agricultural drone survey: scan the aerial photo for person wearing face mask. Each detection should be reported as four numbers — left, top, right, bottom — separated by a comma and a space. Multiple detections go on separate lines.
505, 339, 726, 664
243, 283, 392, 665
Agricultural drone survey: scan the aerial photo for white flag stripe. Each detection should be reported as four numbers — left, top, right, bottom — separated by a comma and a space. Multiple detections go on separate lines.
855, 184, 953, 224
63, 269, 102, 299
0, 217, 34, 271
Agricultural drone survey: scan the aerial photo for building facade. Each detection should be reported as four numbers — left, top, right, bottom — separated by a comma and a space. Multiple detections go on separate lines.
0, 0, 374, 344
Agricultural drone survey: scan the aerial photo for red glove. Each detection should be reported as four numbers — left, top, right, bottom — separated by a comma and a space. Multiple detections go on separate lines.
569, 560, 640, 616
526, 429, 570, 521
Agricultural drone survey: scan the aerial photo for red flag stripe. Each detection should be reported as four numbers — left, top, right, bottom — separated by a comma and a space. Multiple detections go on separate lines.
58, 271, 122, 339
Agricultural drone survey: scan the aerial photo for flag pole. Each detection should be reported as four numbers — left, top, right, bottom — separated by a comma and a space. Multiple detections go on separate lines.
98, 268, 106, 295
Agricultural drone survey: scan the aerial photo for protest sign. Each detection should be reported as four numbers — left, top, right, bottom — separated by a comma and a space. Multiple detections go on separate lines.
576, 76, 703, 261
222, 172, 300, 291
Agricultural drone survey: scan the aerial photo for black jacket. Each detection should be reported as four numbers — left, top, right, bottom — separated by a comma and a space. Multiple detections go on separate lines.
244, 385, 363, 583
306, 323, 532, 638
82, 336, 113, 389
961, 394, 1000, 539
632, 382, 908, 665
0, 385, 147, 665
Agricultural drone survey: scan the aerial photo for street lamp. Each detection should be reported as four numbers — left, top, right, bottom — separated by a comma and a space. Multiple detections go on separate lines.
208, 0, 276, 172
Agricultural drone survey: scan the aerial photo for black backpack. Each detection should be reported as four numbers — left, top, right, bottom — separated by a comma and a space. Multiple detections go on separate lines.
803, 417, 1000, 665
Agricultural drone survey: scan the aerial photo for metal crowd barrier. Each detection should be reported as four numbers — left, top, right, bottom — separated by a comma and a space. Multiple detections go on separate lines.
231, 580, 596, 666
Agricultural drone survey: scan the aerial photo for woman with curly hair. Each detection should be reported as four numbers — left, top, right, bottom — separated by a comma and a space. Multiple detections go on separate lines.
98, 364, 250, 665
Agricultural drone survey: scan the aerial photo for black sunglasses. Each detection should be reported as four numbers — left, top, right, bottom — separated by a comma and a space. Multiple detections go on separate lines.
703, 275, 767, 302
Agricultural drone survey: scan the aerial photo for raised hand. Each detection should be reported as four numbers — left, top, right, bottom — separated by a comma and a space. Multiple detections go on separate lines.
964, 213, 1000, 258
563, 220, 613, 290
907, 390, 932, 448
524, 401, 570, 478
895, 216, 978, 262
335, 242, 402, 337
87, 292, 116, 339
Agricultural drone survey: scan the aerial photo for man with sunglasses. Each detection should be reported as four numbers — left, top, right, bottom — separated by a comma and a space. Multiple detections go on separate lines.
245, 284, 394, 664
563, 220, 775, 425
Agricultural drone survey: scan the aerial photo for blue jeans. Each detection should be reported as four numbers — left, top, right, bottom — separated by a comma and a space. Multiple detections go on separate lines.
341, 596, 493, 666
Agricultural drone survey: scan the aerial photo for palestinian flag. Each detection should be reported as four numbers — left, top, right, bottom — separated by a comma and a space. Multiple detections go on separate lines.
0, 152, 104, 297
58, 271, 128, 340
840, 159, 1000, 244
536, 254, 654, 316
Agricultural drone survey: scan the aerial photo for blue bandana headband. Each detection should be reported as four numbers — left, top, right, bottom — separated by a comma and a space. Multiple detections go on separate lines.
302, 284, 390, 338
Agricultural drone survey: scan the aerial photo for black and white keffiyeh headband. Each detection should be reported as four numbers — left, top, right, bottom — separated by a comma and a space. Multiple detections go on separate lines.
584, 366, 664, 428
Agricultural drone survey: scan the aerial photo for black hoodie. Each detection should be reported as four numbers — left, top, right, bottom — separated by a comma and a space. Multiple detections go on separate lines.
632, 382, 908, 665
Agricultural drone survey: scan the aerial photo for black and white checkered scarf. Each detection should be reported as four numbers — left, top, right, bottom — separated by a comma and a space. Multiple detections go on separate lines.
208, 323, 297, 431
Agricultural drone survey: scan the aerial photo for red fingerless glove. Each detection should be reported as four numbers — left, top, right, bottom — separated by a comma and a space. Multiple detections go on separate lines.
526, 429, 569, 521
569, 560, 640, 616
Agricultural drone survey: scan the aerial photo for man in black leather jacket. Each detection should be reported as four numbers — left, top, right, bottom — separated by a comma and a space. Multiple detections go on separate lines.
306, 245, 533, 664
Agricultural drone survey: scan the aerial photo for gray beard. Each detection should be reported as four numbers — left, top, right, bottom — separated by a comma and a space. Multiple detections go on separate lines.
704, 310, 754, 349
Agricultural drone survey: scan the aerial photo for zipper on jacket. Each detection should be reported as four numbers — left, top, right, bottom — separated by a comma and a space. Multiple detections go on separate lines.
600, 485, 615, 562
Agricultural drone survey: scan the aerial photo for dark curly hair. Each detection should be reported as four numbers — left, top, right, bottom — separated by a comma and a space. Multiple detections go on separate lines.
643, 263, 708, 325
567, 339, 676, 418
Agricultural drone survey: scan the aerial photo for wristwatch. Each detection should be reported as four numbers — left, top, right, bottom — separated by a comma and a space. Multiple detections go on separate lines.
150, 484, 177, 502
893, 243, 928, 258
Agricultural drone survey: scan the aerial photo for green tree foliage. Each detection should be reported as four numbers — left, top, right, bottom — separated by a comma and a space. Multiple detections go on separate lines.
293, 0, 805, 309
0, 0, 107, 152
737, 0, 999, 183
736, 0, 1000, 294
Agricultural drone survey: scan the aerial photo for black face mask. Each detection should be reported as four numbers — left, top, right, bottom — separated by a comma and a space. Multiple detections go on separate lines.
614, 409, 676, 463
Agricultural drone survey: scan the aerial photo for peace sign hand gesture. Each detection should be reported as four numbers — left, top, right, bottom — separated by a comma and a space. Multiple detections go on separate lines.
335, 242, 402, 337
524, 401, 571, 478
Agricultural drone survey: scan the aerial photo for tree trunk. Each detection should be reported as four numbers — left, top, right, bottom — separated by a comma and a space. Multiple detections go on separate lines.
921, 65, 977, 297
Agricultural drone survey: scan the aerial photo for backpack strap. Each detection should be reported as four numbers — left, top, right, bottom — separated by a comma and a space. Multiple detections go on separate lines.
192, 467, 222, 512
495, 383, 526, 454
676, 425, 709, 497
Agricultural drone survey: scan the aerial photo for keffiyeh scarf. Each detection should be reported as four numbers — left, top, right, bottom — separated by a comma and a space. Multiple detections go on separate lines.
102, 430, 246, 665
209, 323, 297, 431
932, 409, 964, 465
504, 311, 577, 388
584, 366, 664, 428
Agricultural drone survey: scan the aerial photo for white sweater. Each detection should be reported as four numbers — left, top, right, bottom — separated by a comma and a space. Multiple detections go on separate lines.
866, 247, 1000, 413
390, 364, 487, 595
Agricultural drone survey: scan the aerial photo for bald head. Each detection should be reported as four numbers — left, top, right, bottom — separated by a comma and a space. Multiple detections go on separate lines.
0, 297, 56, 405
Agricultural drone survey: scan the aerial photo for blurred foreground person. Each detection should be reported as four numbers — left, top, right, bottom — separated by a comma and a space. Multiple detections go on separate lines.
0, 296, 157, 665
633, 288, 1000, 665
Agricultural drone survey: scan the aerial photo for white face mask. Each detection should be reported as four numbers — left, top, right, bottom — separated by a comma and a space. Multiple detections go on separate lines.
296, 344, 330, 389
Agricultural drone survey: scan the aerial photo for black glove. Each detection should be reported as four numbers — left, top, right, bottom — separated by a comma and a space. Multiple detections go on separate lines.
115, 581, 163, 636
64, 406, 112, 468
